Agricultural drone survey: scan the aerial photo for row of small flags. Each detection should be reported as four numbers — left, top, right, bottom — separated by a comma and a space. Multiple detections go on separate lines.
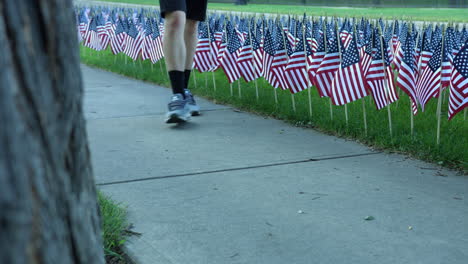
76, 7, 468, 121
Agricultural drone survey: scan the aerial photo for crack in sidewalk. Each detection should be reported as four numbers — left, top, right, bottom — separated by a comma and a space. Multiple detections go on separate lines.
97, 151, 380, 186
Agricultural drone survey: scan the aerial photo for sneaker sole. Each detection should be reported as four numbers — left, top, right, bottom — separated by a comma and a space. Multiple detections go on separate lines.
165, 114, 189, 124
188, 105, 200, 116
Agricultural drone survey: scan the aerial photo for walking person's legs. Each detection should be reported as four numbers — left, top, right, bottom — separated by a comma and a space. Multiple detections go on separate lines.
182, 19, 201, 115
160, 0, 207, 123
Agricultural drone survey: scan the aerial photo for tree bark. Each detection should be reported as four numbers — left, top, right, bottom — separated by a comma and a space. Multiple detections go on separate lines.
0, 1, 104, 263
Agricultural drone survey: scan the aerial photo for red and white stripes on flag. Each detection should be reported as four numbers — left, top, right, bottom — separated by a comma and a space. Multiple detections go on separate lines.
331, 63, 368, 105
397, 34, 419, 115
110, 21, 126, 55
284, 49, 310, 94
237, 36, 260, 82
331, 32, 368, 106
269, 46, 288, 89
367, 61, 398, 109
415, 39, 443, 111
194, 28, 216, 72
448, 42, 468, 120
315, 36, 341, 98
220, 48, 241, 83
220, 23, 242, 83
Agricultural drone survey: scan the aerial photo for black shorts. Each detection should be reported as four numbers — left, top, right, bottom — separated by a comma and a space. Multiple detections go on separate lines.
160, 0, 208, 22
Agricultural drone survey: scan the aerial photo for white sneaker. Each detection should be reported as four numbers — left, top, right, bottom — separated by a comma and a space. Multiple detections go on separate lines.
165, 94, 191, 123
184, 89, 200, 116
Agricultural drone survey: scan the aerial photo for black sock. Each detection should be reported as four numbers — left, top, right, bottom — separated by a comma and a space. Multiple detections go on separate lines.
184, 69, 191, 89
168, 71, 185, 97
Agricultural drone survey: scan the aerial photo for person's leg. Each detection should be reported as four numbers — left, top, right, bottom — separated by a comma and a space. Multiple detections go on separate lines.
183, 19, 199, 88
184, 0, 207, 88
163, 11, 186, 96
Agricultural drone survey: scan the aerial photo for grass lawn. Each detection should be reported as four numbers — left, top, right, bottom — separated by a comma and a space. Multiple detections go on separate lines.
94, 0, 468, 22
80, 46, 467, 172
98, 191, 132, 263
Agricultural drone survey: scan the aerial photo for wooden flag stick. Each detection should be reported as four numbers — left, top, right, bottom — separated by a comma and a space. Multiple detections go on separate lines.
354, 22, 367, 135
249, 17, 260, 101
291, 94, 296, 112
464, 108, 467, 120
362, 99, 368, 136
409, 22, 415, 138
323, 18, 333, 120
206, 17, 217, 92
379, 29, 393, 137
230, 82, 233, 96
281, 17, 296, 113
212, 71, 217, 92
192, 69, 197, 89
238, 79, 242, 98
159, 59, 164, 74
436, 26, 446, 146
274, 86, 278, 105
303, 18, 312, 118
205, 73, 208, 88
410, 103, 414, 137
335, 17, 348, 127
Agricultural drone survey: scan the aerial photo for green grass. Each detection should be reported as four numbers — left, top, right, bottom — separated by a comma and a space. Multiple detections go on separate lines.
95, 0, 468, 22
80, 46, 467, 172
98, 191, 129, 262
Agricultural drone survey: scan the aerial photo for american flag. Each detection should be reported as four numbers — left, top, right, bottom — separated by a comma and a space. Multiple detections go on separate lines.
262, 28, 278, 87
418, 25, 433, 71
391, 20, 400, 54
384, 23, 394, 63
416, 36, 443, 111
340, 20, 352, 50
310, 19, 322, 53
315, 25, 340, 98
84, 17, 100, 50
124, 20, 144, 61
150, 17, 164, 64
308, 29, 325, 87
214, 17, 224, 43
448, 40, 468, 120
441, 28, 455, 87
110, 18, 126, 55
393, 22, 408, 70
250, 20, 263, 77
286, 18, 297, 50
141, 18, 153, 61
331, 29, 368, 106
220, 22, 242, 83
397, 32, 419, 115
78, 10, 88, 41
268, 25, 288, 89
366, 29, 399, 110
305, 20, 313, 51
237, 28, 260, 82
360, 29, 373, 76
216, 27, 228, 70
285, 26, 311, 94
194, 22, 216, 72
208, 19, 220, 71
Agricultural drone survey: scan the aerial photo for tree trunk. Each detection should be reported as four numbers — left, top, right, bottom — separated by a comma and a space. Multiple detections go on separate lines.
0, 1, 104, 264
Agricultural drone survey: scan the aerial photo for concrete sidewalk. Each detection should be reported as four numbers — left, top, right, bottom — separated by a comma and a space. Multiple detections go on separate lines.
83, 65, 468, 264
